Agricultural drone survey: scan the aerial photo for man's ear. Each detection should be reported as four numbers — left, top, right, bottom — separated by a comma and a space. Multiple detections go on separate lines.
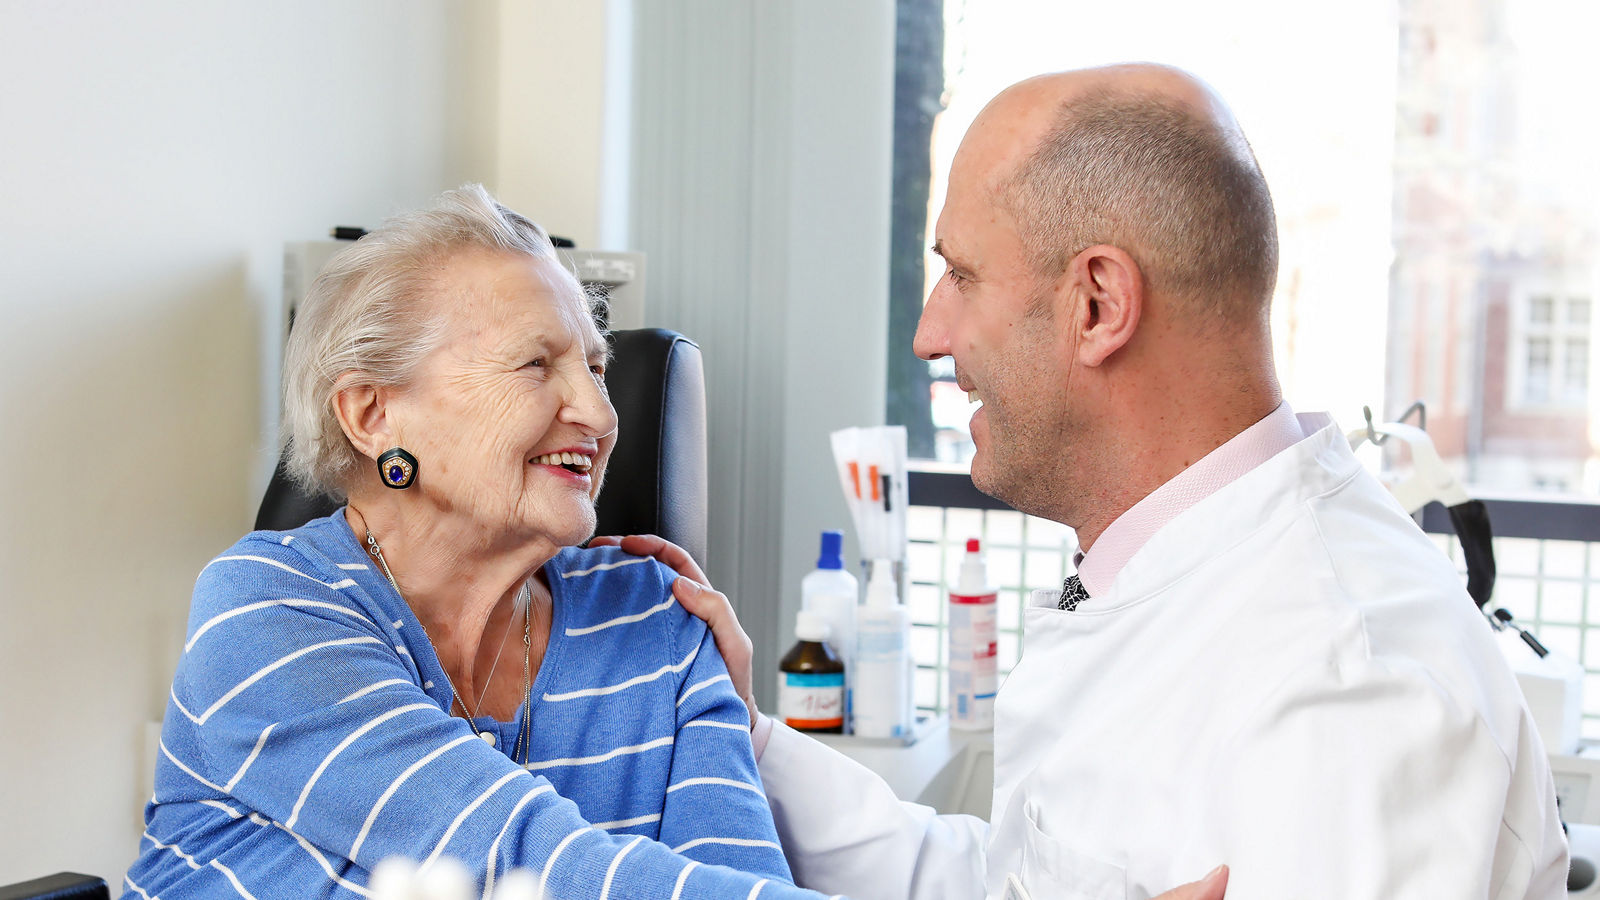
1066, 244, 1144, 367
331, 373, 395, 461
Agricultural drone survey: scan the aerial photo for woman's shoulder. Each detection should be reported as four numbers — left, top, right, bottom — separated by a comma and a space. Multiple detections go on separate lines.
549, 544, 693, 632
193, 511, 373, 612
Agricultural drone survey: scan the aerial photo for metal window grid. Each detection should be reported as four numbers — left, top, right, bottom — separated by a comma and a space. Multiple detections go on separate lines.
905, 468, 1600, 729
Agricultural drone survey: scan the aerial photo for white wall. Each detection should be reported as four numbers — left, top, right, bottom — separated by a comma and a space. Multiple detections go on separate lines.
494, 0, 633, 249
0, 2, 499, 886
628, 1, 894, 705
0, 0, 893, 887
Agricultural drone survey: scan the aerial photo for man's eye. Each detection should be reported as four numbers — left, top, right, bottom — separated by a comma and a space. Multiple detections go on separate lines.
947, 267, 967, 285
590, 364, 607, 377
524, 357, 546, 369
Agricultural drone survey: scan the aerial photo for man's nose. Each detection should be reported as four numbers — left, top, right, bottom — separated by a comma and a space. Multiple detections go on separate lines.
912, 287, 951, 361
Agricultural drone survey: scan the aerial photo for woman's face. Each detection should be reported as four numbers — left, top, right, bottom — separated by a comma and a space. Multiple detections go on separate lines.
388, 249, 617, 549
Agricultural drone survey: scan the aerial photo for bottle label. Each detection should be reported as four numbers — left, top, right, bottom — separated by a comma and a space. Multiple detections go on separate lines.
949, 592, 998, 728
779, 671, 844, 730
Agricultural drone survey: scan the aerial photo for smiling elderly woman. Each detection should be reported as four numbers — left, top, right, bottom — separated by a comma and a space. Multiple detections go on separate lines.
123, 186, 824, 900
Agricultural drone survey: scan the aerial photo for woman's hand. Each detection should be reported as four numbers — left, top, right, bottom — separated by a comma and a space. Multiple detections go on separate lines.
1154, 866, 1228, 900
590, 535, 758, 728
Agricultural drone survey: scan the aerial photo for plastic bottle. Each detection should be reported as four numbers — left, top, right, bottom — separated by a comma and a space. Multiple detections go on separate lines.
777, 610, 846, 732
801, 530, 859, 730
854, 558, 912, 739
948, 538, 998, 730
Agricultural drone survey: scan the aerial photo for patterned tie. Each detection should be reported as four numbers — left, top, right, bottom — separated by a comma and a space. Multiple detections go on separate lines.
1058, 574, 1090, 611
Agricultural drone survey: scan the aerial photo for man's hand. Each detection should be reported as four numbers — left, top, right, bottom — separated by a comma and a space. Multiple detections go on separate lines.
589, 535, 758, 728
1154, 866, 1228, 900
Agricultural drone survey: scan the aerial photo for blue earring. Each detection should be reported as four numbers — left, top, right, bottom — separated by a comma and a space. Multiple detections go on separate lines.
377, 447, 418, 489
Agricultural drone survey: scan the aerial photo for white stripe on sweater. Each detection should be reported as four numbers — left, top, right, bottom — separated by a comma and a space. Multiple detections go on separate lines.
566, 597, 676, 636
669, 862, 699, 900
267, 819, 375, 897
544, 645, 699, 702
207, 811, 376, 896
427, 771, 539, 870
747, 879, 771, 900
599, 835, 646, 900
682, 719, 747, 732
676, 674, 730, 708
338, 678, 412, 704
159, 742, 225, 793
480, 784, 551, 897
122, 874, 157, 900
670, 836, 783, 854
537, 827, 592, 898
170, 689, 203, 725
525, 735, 674, 771
198, 637, 384, 724
350, 734, 479, 861
666, 776, 764, 797
208, 859, 260, 900
186, 599, 369, 652
201, 555, 355, 590
286, 703, 433, 828
559, 557, 650, 579
144, 831, 202, 869
198, 799, 244, 818
224, 723, 276, 791
590, 813, 662, 830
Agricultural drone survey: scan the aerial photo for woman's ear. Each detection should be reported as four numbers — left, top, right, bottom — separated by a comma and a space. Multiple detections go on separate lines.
1067, 244, 1144, 367
331, 373, 393, 461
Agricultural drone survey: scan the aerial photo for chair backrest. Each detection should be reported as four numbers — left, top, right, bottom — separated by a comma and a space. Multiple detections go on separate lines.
0, 872, 110, 900
254, 327, 709, 569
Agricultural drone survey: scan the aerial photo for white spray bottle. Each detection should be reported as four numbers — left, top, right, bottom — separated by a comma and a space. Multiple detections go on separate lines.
854, 558, 911, 739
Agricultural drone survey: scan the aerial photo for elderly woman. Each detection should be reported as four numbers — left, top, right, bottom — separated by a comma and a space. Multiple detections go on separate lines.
123, 186, 827, 899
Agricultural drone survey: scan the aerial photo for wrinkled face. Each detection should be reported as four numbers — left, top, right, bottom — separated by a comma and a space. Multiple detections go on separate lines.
914, 142, 1077, 518
392, 250, 617, 549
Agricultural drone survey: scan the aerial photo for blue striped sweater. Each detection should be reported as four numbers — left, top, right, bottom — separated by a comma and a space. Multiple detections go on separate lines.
124, 512, 834, 899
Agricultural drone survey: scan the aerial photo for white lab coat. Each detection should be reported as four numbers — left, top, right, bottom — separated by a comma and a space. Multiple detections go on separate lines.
758, 414, 1568, 899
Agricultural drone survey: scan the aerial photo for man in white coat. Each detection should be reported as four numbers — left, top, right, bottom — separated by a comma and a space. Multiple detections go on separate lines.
650, 63, 1569, 899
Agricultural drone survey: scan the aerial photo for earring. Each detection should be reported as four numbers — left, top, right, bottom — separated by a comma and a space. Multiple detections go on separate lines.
376, 447, 418, 490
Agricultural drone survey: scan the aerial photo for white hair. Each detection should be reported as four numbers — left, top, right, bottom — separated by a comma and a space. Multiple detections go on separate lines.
280, 183, 570, 499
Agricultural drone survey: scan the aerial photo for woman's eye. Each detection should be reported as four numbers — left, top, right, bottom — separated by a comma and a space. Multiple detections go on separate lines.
590, 364, 606, 377
524, 357, 546, 369
946, 267, 967, 286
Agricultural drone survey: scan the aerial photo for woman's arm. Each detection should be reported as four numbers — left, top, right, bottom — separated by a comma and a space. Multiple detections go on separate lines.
174, 542, 831, 899
657, 613, 793, 881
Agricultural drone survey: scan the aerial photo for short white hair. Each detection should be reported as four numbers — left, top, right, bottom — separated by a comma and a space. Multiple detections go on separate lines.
281, 184, 567, 499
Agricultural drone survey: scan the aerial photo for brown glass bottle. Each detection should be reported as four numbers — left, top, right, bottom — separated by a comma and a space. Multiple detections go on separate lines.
778, 610, 846, 732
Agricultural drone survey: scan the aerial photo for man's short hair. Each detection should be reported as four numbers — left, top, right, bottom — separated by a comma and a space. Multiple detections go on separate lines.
1004, 88, 1279, 324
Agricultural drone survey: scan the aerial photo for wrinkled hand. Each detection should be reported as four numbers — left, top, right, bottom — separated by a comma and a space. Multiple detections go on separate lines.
1153, 866, 1228, 900
589, 535, 758, 728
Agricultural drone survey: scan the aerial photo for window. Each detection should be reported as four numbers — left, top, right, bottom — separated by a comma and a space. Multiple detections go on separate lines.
1512, 290, 1592, 410
887, 0, 1600, 496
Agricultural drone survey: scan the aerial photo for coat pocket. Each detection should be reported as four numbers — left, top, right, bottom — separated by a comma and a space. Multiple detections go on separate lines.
1017, 805, 1128, 900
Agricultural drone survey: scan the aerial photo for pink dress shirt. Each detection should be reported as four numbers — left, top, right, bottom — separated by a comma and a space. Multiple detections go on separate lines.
1074, 401, 1305, 598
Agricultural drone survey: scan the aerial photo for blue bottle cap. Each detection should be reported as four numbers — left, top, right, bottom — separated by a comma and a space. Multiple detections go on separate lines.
817, 530, 844, 570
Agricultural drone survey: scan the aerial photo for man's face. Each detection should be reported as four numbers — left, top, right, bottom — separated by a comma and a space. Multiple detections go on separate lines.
914, 145, 1078, 518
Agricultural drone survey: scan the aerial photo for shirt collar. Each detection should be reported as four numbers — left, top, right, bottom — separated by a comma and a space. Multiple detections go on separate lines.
1074, 401, 1305, 597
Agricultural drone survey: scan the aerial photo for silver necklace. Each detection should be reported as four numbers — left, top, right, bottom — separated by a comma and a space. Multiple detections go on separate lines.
475, 581, 532, 717
363, 527, 534, 764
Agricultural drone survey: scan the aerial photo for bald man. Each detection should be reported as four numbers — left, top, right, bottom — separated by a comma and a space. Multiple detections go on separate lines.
653, 64, 1566, 899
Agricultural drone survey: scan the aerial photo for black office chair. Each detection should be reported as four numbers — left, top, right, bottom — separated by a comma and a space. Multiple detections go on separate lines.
254, 327, 709, 568
0, 873, 109, 900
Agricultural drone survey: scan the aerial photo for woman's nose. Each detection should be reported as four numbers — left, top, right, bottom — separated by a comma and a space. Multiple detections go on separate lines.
560, 369, 619, 438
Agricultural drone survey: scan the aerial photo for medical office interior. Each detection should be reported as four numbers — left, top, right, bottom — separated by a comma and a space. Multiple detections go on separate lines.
3, 0, 1600, 894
